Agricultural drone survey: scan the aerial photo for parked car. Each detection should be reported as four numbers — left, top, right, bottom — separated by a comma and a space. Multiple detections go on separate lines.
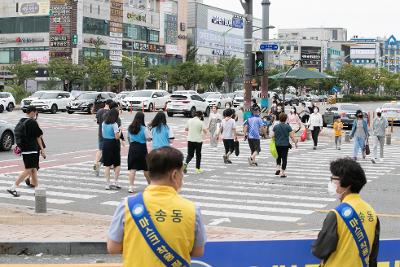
122, 90, 170, 111
115, 91, 131, 107
0, 92, 16, 112
70, 90, 91, 99
205, 93, 232, 108
67, 92, 113, 114
21, 91, 46, 112
232, 91, 244, 108
173, 90, 197, 95
322, 103, 368, 128
166, 93, 210, 118
318, 95, 328, 102
379, 102, 400, 124
0, 120, 14, 151
280, 94, 299, 106
30, 91, 72, 114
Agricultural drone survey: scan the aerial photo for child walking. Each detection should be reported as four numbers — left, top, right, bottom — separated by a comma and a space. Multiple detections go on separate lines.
333, 115, 344, 150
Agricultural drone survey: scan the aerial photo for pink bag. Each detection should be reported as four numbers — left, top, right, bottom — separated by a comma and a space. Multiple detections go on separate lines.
13, 146, 22, 156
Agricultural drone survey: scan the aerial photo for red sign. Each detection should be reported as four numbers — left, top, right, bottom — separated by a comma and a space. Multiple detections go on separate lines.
56, 24, 63, 34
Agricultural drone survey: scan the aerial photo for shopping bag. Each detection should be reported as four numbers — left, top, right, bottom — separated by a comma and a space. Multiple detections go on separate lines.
269, 139, 278, 159
365, 139, 370, 155
300, 128, 307, 142
234, 140, 240, 156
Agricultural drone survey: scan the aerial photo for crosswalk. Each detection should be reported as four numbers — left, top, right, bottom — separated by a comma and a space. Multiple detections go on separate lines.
0, 138, 399, 228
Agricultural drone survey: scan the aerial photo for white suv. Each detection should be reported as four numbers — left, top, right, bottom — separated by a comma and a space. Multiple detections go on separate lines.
166, 93, 210, 118
30, 91, 72, 114
21, 91, 46, 112
0, 92, 16, 113
205, 93, 233, 108
122, 89, 170, 111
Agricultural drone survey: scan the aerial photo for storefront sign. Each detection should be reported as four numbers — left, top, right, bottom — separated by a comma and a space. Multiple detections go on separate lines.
196, 28, 243, 53
110, 0, 123, 67
211, 15, 243, 29
123, 41, 165, 54
212, 49, 231, 56
180, 23, 186, 32
165, 14, 178, 45
19, 1, 50, 16
83, 37, 106, 45
127, 12, 147, 22
301, 46, 321, 71
166, 44, 178, 55
178, 34, 187, 40
21, 51, 50, 65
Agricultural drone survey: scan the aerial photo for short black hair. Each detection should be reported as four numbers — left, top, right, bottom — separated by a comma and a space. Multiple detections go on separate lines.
105, 99, 114, 106
279, 112, 288, 122
252, 106, 260, 113
224, 108, 234, 117
356, 109, 363, 117
146, 147, 183, 180
26, 106, 37, 114
330, 158, 367, 193
103, 108, 119, 124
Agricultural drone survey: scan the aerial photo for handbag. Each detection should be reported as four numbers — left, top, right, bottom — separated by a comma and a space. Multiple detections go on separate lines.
269, 138, 278, 159
365, 139, 370, 155
300, 128, 307, 142
234, 140, 240, 156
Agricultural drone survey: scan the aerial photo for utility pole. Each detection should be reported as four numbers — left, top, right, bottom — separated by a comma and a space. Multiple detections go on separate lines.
240, 0, 253, 121
260, 0, 270, 113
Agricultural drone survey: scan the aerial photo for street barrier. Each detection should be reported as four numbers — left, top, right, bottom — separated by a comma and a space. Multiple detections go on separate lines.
192, 239, 400, 267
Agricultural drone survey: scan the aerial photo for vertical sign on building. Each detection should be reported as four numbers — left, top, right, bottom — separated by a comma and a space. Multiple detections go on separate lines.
109, 0, 123, 71
49, 0, 76, 59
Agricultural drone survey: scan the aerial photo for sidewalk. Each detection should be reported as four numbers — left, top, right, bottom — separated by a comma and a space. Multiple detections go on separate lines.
0, 203, 318, 255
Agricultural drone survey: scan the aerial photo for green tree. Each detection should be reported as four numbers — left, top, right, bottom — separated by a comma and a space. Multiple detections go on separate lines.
199, 63, 225, 91
337, 64, 368, 94
122, 54, 149, 89
8, 63, 38, 86
149, 64, 174, 90
186, 39, 198, 62
170, 62, 201, 90
48, 58, 86, 91
218, 57, 243, 92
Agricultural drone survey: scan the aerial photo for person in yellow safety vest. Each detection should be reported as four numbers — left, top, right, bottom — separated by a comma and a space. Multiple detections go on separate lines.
312, 158, 380, 267
107, 147, 206, 266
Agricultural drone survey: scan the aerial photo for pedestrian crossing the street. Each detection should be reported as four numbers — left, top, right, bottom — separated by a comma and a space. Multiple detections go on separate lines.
0, 138, 399, 228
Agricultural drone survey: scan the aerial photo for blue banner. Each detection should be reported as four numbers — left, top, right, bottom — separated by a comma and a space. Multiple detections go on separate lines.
192, 239, 400, 267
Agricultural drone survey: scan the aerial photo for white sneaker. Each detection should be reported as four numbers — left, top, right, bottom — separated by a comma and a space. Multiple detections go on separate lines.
128, 186, 134, 193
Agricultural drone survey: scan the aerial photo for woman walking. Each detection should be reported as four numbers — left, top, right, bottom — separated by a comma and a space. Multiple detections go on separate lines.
273, 113, 298, 178
102, 108, 122, 190
350, 110, 369, 161
150, 111, 174, 149
208, 105, 222, 150
220, 108, 237, 164
308, 106, 323, 150
287, 107, 302, 133
127, 111, 151, 193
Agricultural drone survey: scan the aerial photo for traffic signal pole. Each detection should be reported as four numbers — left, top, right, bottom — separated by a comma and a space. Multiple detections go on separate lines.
241, 0, 253, 121
260, 0, 271, 113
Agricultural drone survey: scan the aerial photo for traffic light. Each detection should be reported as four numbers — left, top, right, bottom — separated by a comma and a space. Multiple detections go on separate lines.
255, 51, 264, 76
72, 34, 78, 45
251, 53, 256, 76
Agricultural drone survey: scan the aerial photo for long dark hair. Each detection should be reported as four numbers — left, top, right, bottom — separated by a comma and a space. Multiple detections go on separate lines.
104, 108, 119, 124
129, 112, 145, 135
150, 111, 167, 133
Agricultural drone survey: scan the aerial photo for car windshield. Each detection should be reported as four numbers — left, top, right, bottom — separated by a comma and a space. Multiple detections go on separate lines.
171, 95, 188, 100
31, 91, 44, 98
341, 104, 361, 111
0, 93, 9, 98
128, 91, 153, 97
77, 93, 97, 100
235, 92, 244, 97
40, 93, 59, 99
383, 103, 400, 109
206, 94, 221, 99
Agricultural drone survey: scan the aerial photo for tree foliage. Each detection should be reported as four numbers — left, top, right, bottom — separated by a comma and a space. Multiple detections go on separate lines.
169, 61, 201, 90
218, 57, 243, 92
8, 63, 38, 86
199, 63, 225, 92
122, 54, 149, 89
48, 58, 86, 91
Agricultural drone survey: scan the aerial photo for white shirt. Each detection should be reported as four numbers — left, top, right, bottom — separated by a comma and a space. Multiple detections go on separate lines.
308, 113, 323, 130
221, 118, 236, 139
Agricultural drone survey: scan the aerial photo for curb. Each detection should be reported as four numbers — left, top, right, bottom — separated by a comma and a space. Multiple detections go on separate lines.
0, 242, 107, 255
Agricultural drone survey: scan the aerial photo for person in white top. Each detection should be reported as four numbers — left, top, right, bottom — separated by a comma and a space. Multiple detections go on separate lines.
208, 106, 222, 150
220, 108, 237, 164
308, 106, 323, 150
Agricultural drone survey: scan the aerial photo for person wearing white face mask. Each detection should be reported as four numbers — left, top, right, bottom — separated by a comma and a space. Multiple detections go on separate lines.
312, 158, 380, 267
307, 106, 323, 150
371, 109, 388, 164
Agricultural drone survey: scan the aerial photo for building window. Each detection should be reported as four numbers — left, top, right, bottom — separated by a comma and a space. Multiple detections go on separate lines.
123, 24, 148, 41
83, 17, 109, 36
293, 46, 298, 53
0, 16, 49, 34
149, 30, 159, 43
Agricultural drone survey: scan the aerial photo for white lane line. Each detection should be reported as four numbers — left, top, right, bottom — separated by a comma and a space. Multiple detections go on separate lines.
0, 165, 18, 169
0, 186, 95, 200
0, 193, 73, 204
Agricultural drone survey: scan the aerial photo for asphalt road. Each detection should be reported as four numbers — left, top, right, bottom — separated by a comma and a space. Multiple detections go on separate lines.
0, 101, 399, 239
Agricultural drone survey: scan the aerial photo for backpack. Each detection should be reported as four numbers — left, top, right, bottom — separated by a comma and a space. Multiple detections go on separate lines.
14, 118, 31, 147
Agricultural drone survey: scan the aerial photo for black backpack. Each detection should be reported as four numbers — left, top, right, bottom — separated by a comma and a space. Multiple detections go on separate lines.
14, 118, 31, 147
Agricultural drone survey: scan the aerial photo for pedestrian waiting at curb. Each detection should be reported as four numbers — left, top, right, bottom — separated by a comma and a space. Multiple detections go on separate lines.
308, 106, 323, 150
127, 111, 152, 193
312, 158, 380, 266
184, 111, 208, 174
371, 109, 388, 164
208, 105, 222, 150
243, 107, 264, 166
107, 147, 206, 267
8, 106, 45, 197
102, 108, 122, 190
220, 108, 237, 164
333, 115, 344, 150
350, 110, 369, 161
149, 111, 174, 150
272, 113, 298, 178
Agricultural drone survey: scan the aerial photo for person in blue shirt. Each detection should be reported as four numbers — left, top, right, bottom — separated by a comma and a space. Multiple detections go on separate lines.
127, 111, 152, 193
243, 107, 265, 166
102, 108, 122, 190
149, 111, 174, 150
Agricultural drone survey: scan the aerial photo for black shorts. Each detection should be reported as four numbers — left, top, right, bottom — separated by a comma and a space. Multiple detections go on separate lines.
22, 153, 39, 169
223, 139, 235, 154
102, 139, 121, 167
248, 139, 261, 154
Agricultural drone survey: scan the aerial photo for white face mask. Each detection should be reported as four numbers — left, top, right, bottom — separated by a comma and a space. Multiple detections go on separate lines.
327, 181, 346, 199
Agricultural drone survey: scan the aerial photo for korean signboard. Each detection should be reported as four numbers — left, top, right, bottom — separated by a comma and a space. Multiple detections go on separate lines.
18, 1, 50, 16
123, 41, 165, 54
21, 51, 50, 65
301, 46, 321, 71
110, 0, 123, 67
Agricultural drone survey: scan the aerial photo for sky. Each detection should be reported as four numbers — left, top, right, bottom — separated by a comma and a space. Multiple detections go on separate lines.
203, 0, 398, 40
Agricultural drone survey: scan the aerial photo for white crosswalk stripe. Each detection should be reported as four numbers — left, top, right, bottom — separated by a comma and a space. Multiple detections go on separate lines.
0, 138, 398, 225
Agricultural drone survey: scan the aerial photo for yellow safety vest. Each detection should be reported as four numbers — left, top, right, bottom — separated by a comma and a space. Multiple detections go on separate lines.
123, 185, 196, 267
323, 193, 377, 267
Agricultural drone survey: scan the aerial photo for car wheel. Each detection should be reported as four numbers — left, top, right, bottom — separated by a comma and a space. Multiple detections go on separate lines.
204, 107, 210, 117
1, 131, 14, 151
0, 105, 4, 113
190, 107, 196, 118
50, 104, 58, 114
167, 112, 174, 117
148, 103, 154, 112
67, 110, 74, 114
7, 103, 14, 112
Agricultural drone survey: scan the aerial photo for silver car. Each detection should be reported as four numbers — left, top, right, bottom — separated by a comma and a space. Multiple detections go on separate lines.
0, 120, 14, 151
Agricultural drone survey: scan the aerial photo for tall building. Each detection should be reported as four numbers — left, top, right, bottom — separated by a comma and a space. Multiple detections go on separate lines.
278, 28, 347, 42
383, 35, 400, 73
347, 37, 382, 69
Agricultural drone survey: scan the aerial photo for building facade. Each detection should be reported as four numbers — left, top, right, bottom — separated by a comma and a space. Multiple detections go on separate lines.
348, 38, 382, 69
383, 35, 400, 73
278, 28, 347, 42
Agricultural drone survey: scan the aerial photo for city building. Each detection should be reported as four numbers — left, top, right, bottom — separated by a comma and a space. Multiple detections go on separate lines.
382, 35, 400, 73
277, 28, 347, 42
347, 37, 382, 69
187, 1, 262, 64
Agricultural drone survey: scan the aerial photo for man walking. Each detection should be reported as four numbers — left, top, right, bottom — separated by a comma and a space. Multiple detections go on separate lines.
94, 99, 113, 176
184, 111, 207, 174
243, 107, 264, 166
7, 106, 45, 197
107, 147, 206, 266
371, 109, 388, 164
